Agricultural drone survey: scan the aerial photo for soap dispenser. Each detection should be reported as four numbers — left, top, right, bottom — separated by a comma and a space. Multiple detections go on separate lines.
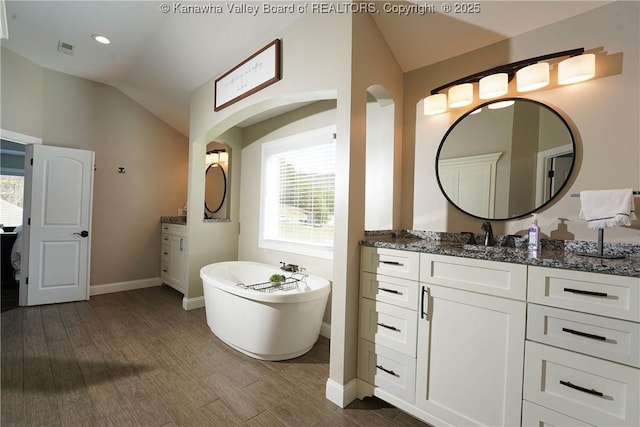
528, 214, 541, 255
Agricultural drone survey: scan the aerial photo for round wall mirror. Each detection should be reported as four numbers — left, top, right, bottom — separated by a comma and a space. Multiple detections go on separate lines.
435, 98, 575, 220
205, 163, 227, 214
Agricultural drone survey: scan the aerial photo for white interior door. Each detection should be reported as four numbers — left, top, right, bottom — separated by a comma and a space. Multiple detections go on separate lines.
20, 144, 94, 306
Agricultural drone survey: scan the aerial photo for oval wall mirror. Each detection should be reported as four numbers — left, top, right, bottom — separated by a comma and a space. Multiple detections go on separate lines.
205, 163, 227, 215
435, 98, 575, 220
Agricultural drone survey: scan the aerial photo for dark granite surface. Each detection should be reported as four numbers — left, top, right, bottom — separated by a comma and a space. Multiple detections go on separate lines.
160, 216, 186, 225
362, 230, 640, 278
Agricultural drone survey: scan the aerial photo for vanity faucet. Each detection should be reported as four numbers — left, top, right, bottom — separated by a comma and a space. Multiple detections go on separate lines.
481, 221, 495, 246
280, 262, 299, 272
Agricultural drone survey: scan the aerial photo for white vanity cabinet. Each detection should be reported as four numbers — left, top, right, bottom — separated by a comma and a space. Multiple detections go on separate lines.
415, 254, 527, 427
357, 248, 527, 426
523, 267, 640, 427
160, 223, 187, 294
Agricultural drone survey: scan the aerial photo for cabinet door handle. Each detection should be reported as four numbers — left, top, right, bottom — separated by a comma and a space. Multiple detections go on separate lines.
559, 380, 604, 397
563, 287, 608, 298
562, 327, 607, 341
421, 286, 429, 319
375, 365, 398, 377
376, 322, 399, 332
180, 238, 183, 251
380, 260, 403, 266
162, 269, 168, 273
379, 287, 400, 295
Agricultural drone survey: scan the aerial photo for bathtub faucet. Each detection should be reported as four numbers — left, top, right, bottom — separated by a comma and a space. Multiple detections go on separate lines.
280, 262, 299, 272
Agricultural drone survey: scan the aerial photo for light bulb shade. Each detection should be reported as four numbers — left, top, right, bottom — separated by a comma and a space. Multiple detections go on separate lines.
517, 63, 550, 92
206, 152, 219, 164
424, 93, 447, 115
479, 73, 508, 99
487, 100, 515, 110
558, 53, 595, 85
448, 83, 473, 108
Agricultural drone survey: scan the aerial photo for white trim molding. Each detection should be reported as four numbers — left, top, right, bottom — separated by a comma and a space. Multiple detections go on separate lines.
90, 277, 161, 296
182, 296, 205, 311
1, 128, 43, 145
325, 378, 358, 408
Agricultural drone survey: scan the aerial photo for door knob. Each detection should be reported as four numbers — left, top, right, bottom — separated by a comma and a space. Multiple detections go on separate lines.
74, 230, 89, 237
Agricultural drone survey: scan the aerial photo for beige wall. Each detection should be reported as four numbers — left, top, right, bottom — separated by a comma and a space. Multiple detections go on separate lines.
408, 1, 640, 242
1, 47, 189, 286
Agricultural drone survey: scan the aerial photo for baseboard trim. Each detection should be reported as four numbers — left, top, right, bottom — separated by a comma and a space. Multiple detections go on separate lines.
90, 277, 161, 296
325, 378, 358, 408
320, 321, 331, 339
182, 296, 205, 311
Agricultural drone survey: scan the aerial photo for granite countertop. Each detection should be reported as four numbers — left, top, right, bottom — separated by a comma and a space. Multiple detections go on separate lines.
161, 216, 186, 225
362, 231, 640, 278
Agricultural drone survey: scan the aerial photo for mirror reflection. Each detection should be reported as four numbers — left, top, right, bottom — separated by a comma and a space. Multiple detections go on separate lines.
436, 98, 575, 220
204, 143, 230, 220
205, 161, 226, 216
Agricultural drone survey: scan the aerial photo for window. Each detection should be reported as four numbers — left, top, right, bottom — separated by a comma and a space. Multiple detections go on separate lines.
260, 126, 336, 258
0, 139, 25, 228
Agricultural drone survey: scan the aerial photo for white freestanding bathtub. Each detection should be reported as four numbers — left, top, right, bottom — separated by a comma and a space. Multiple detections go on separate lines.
200, 261, 331, 361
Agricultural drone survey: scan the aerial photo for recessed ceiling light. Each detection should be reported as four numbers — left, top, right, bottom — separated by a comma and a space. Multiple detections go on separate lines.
91, 34, 111, 45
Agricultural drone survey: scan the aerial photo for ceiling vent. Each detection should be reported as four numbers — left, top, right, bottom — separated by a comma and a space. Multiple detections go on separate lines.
57, 41, 74, 56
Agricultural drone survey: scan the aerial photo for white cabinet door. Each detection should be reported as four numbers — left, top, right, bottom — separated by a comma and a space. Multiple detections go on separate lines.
415, 284, 526, 427
161, 232, 186, 294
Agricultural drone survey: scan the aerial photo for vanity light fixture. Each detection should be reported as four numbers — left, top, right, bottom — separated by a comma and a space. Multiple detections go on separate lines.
206, 149, 228, 166
424, 47, 595, 115
91, 34, 111, 45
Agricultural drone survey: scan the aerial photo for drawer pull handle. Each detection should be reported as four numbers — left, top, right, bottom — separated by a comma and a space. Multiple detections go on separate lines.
376, 322, 399, 332
379, 287, 401, 295
563, 287, 608, 297
560, 380, 604, 397
162, 269, 168, 273
376, 365, 398, 377
562, 327, 607, 341
380, 261, 403, 266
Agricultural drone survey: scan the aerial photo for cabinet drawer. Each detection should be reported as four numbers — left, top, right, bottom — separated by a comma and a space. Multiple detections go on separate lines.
359, 298, 417, 357
160, 262, 170, 279
361, 246, 419, 281
420, 253, 527, 300
161, 223, 186, 237
360, 272, 419, 310
357, 339, 416, 403
522, 400, 595, 427
528, 267, 640, 322
528, 304, 640, 368
161, 244, 170, 261
524, 341, 639, 427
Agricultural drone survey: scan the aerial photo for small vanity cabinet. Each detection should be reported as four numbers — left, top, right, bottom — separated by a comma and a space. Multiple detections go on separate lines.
523, 267, 640, 427
160, 223, 187, 294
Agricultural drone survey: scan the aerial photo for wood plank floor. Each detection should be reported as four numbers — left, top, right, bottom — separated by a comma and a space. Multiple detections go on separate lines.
1, 285, 431, 426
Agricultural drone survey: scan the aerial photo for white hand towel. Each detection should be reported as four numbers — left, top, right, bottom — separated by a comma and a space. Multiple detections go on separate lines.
579, 188, 637, 229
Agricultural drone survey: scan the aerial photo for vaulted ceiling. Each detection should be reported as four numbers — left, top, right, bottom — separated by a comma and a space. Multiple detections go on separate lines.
1, 1, 611, 137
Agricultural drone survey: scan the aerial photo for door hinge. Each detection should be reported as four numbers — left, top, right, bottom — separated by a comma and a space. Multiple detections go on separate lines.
26, 277, 29, 285
548, 170, 555, 178
28, 217, 31, 225
30, 158, 33, 166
